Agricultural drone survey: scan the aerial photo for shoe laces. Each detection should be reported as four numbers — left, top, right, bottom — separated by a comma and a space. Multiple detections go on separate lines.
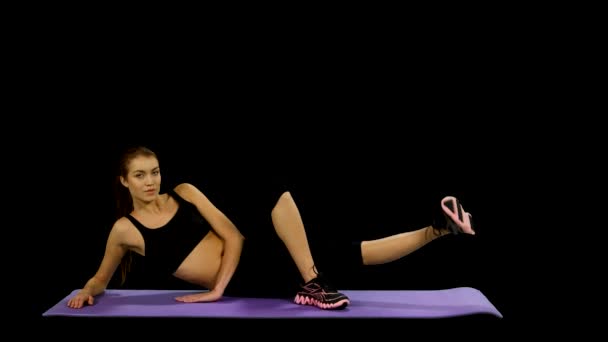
311, 266, 338, 293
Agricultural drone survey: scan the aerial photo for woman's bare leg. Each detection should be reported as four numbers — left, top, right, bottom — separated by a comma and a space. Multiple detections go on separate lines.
270, 191, 318, 283
361, 195, 476, 265
361, 226, 449, 265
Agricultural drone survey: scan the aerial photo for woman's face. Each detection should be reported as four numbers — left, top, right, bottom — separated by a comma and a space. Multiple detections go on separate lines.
121, 155, 161, 202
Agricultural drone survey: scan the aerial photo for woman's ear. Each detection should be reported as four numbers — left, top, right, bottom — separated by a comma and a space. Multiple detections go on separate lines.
120, 176, 128, 188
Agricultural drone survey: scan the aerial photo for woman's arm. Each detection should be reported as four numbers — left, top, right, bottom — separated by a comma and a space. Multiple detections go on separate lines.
174, 183, 245, 296
67, 220, 129, 308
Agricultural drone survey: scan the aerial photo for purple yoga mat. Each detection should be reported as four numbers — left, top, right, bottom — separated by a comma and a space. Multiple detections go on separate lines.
43, 287, 502, 319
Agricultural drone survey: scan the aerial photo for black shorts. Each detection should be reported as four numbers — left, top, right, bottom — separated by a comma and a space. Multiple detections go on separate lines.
223, 231, 363, 299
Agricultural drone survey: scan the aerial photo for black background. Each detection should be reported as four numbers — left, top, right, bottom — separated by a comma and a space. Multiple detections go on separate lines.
7, 26, 543, 329
22, 116, 521, 324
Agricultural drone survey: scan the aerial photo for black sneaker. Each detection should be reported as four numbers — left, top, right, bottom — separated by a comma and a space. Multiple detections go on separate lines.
294, 274, 350, 310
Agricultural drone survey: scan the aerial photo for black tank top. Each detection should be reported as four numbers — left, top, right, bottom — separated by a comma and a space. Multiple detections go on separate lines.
126, 188, 212, 275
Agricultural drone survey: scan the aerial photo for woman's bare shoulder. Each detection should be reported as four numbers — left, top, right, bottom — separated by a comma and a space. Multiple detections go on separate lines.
110, 216, 135, 235
172, 182, 202, 201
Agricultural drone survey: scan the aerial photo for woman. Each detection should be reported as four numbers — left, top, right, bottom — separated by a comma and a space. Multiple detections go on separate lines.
66, 146, 475, 310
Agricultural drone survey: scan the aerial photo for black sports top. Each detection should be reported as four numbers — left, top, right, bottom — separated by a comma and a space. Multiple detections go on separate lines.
125, 188, 212, 275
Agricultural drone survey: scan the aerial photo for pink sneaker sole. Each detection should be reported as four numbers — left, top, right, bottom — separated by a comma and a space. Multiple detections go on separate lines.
441, 196, 475, 235
294, 294, 350, 310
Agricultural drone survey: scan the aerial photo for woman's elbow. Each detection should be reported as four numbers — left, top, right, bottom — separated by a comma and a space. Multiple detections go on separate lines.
224, 225, 245, 244
223, 217, 245, 241
234, 230, 245, 243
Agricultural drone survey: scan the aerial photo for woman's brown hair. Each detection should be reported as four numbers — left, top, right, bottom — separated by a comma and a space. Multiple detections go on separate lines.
114, 146, 158, 286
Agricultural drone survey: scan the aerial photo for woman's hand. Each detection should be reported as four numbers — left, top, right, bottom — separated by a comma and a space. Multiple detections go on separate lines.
66, 291, 94, 309
174, 289, 223, 303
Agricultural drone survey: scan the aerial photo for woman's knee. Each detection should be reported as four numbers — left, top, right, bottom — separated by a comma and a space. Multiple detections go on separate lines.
271, 191, 294, 215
